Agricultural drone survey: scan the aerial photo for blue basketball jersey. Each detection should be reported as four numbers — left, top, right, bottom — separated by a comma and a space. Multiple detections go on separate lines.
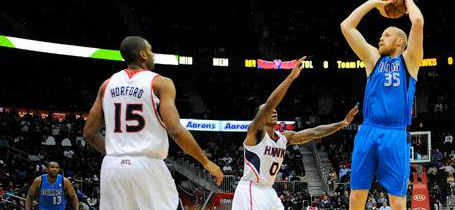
362, 55, 416, 128
38, 174, 66, 210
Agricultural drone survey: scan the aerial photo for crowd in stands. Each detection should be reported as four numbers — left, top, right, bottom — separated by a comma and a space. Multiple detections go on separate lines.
0, 62, 454, 209
0, 109, 102, 210
169, 130, 310, 208
2, 108, 453, 210
0, 107, 311, 209
1, 1, 455, 207
0, 87, 454, 210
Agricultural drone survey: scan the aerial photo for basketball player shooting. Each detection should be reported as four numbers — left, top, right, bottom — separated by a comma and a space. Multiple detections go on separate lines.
231, 57, 359, 210
340, 0, 424, 209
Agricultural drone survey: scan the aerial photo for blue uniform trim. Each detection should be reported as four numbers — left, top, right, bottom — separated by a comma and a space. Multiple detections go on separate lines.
367, 56, 383, 80
401, 55, 411, 91
245, 148, 261, 173
362, 122, 406, 130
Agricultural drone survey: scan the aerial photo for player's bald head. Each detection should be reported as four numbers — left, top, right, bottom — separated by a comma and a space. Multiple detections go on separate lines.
120, 36, 149, 64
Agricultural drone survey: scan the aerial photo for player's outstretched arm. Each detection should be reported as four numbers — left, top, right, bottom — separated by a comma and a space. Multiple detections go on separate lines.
403, 0, 424, 79
285, 105, 359, 145
340, 0, 392, 74
64, 178, 79, 210
83, 79, 109, 155
245, 57, 306, 146
25, 177, 41, 210
154, 76, 224, 186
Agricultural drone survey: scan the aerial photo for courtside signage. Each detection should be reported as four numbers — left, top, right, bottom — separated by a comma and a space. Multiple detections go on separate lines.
180, 119, 295, 132
181, 119, 219, 131
220, 121, 250, 132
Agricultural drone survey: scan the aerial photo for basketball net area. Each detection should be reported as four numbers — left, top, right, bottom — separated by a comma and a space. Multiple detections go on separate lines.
410, 131, 432, 164
409, 131, 432, 210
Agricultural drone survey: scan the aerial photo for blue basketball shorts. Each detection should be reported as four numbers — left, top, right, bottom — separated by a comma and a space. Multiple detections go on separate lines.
350, 123, 411, 196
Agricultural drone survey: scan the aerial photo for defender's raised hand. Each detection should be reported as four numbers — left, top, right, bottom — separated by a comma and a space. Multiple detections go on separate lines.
288, 56, 307, 79
341, 105, 359, 127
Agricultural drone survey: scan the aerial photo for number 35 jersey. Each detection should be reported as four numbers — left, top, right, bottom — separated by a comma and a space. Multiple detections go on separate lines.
241, 131, 287, 186
363, 55, 417, 128
102, 69, 169, 159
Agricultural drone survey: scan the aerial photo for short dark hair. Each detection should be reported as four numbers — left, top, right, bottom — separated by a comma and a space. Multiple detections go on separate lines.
120, 36, 148, 64
47, 161, 59, 167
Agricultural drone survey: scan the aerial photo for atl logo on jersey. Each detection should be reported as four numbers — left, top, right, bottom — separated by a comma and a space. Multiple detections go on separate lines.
120, 159, 132, 166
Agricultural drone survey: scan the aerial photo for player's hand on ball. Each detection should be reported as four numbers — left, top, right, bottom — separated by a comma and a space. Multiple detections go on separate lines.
289, 56, 307, 79
204, 160, 224, 186
373, 0, 395, 8
372, 0, 395, 17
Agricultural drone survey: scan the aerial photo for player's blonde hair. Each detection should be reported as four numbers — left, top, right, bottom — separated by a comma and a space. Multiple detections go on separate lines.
389, 26, 408, 50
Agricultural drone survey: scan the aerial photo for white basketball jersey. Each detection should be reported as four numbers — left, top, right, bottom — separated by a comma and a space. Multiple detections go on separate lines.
241, 131, 287, 186
102, 69, 168, 159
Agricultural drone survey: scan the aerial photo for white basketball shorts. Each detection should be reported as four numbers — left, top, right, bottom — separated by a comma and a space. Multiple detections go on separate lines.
100, 155, 179, 210
232, 180, 284, 210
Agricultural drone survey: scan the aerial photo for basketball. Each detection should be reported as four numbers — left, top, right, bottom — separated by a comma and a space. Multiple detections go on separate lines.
382, 0, 407, 19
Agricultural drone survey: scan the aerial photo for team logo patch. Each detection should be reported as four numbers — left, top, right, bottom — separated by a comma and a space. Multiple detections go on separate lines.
120, 159, 132, 166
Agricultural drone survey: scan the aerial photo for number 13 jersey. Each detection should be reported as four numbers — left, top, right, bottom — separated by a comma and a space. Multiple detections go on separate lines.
102, 69, 168, 159
242, 131, 287, 186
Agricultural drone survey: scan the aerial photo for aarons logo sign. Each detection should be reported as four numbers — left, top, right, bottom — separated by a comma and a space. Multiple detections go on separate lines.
181, 119, 219, 131
221, 121, 250, 132
180, 119, 295, 132
413, 194, 426, 201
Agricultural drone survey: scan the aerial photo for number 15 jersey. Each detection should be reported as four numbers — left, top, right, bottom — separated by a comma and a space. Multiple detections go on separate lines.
102, 69, 169, 159
242, 131, 287, 186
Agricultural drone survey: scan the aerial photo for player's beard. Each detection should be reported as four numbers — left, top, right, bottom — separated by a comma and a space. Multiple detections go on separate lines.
379, 45, 390, 56
379, 42, 399, 56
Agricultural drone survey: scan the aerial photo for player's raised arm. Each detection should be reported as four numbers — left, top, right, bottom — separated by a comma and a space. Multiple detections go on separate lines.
245, 57, 306, 146
154, 75, 224, 186
285, 105, 359, 145
403, 0, 424, 79
340, 0, 393, 75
